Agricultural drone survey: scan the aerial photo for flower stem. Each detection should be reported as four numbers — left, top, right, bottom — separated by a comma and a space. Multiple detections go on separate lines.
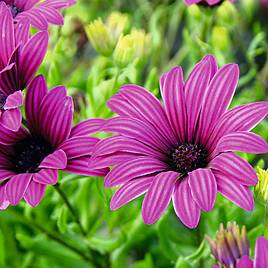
54, 183, 87, 236
264, 205, 268, 238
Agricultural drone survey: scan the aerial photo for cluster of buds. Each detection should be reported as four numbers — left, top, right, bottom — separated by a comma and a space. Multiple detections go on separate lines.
206, 222, 249, 268
85, 12, 151, 67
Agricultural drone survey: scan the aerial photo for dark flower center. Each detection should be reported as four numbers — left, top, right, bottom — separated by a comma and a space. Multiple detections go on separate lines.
11, 137, 54, 173
167, 143, 208, 175
7, 4, 21, 18
0, 92, 7, 110
198, 0, 223, 7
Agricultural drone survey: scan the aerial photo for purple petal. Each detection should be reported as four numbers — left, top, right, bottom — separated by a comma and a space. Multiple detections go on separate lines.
14, 18, 30, 45
142, 171, 178, 224
0, 5, 15, 67
36, 6, 64, 25
91, 136, 163, 159
118, 85, 176, 145
70, 118, 106, 137
110, 175, 154, 210
214, 171, 254, 211
101, 117, 170, 151
25, 75, 48, 131
0, 126, 28, 145
160, 67, 187, 142
188, 168, 217, 212
4, 90, 23, 109
236, 256, 253, 268
41, 0, 76, 9
104, 157, 167, 187
16, 9, 48, 30
23, 0, 39, 10
209, 152, 257, 186
0, 108, 22, 131
184, 55, 217, 141
0, 63, 18, 96
255, 237, 268, 268
24, 180, 46, 207
39, 150, 67, 170
197, 64, 239, 144
0, 169, 16, 182
20, 31, 48, 87
59, 136, 100, 159
64, 156, 109, 177
172, 179, 201, 229
5, 173, 32, 205
88, 152, 137, 170
214, 131, 268, 155
206, 102, 268, 152
33, 169, 58, 185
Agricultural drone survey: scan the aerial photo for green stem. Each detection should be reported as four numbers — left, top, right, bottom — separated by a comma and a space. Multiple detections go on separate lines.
54, 183, 87, 236
264, 205, 268, 238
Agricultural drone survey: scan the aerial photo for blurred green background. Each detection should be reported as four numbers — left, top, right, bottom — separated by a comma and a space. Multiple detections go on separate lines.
0, 0, 268, 267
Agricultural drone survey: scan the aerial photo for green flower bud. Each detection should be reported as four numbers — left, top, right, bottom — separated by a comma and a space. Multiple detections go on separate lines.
255, 168, 268, 205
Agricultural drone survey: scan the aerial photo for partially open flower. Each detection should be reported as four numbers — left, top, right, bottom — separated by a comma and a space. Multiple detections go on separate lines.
208, 223, 268, 268
0, 75, 108, 210
0, 4, 48, 131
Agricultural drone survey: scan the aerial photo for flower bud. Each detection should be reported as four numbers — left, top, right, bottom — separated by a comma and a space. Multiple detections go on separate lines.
254, 168, 268, 205
107, 12, 128, 41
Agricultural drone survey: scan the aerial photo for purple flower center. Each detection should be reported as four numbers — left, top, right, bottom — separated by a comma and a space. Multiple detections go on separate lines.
7, 4, 21, 18
12, 137, 53, 173
168, 143, 208, 175
0, 92, 7, 110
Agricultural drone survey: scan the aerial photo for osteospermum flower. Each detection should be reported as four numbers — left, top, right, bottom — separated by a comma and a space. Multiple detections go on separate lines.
90, 55, 268, 228
0, 75, 108, 210
0, 0, 75, 30
208, 223, 268, 268
184, 0, 233, 6
0, 4, 48, 131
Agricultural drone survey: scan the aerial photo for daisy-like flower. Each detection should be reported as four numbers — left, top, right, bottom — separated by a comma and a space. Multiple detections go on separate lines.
0, 0, 75, 30
0, 75, 108, 210
90, 55, 268, 228
208, 222, 268, 268
0, 4, 48, 131
184, 0, 232, 6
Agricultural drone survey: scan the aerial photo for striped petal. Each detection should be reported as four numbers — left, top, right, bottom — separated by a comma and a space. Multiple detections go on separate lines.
0, 108, 22, 132
15, 18, 30, 44
4, 90, 23, 109
110, 175, 154, 210
142, 171, 178, 224
214, 171, 254, 211
160, 67, 187, 142
33, 169, 58, 185
236, 256, 253, 268
39, 150, 67, 169
173, 178, 201, 229
104, 157, 167, 187
210, 152, 257, 186
24, 180, 46, 207
188, 168, 217, 212
5, 173, 32, 205
255, 237, 268, 268
36, 6, 64, 25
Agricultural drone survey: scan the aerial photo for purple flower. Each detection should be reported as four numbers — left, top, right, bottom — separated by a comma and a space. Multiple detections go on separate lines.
0, 0, 75, 30
90, 55, 268, 228
208, 223, 268, 268
0, 4, 48, 131
184, 0, 233, 6
0, 75, 108, 210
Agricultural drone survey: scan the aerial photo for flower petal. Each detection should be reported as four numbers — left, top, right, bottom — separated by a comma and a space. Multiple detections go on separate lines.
20, 31, 48, 88
255, 237, 268, 268
15, 18, 30, 44
5, 173, 32, 205
39, 150, 67, 169
24, 180, 46, 207
236, 256, 253, 268
104, 157, 167, 187
184, 55, 217, 141
70, 118, 106, 137
33, 169, 58, 185
142, 171, 178, 224
64, 156, 109, 177
214, 171, 254, 211
215, 131, 268, 155
0, 126, 28, 145
4, 90, 23, 109
188, 168, 217, 212
0, 108, 22, 131
172, 178, 201, 229
160, 67, 187, 142
110, 175, 154, 210
197, 64, 239, 144
36, 6, 64, 25
209, 152, 257, 186
0, 169, 16, 182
